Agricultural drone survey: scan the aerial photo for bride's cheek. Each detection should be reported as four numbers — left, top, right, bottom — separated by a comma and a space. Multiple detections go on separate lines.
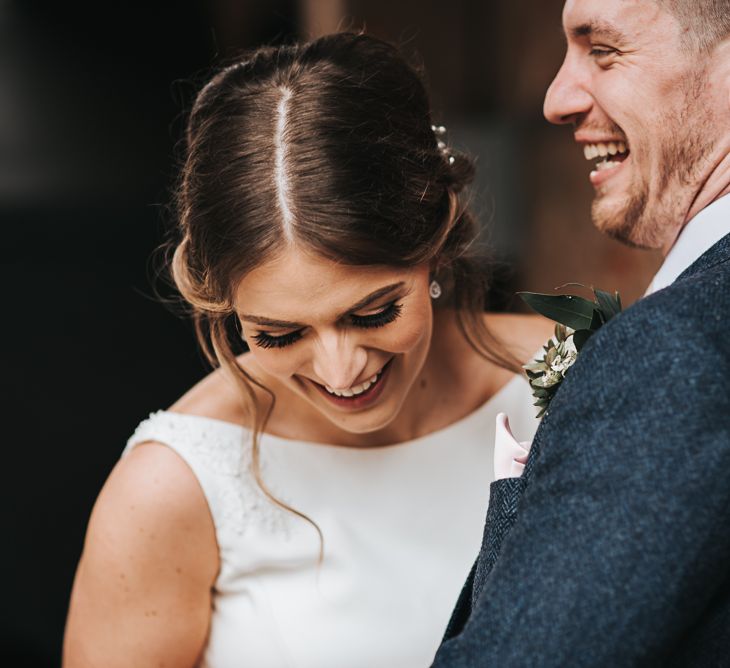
251, 347, 302, 377
381, 312, 432, 353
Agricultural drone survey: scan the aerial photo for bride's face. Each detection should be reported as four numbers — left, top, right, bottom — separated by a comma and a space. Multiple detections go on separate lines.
233, 246, 433, 435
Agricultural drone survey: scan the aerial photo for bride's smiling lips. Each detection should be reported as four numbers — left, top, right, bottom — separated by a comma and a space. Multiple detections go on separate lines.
306, 358, 394, 411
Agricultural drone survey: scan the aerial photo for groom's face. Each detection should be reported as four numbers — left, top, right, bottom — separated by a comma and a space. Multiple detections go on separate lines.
544, 0, 717, 251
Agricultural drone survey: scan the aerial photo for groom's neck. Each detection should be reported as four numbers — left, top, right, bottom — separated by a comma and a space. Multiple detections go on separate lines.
660, 151, 730, 256
681, 152, 730, 231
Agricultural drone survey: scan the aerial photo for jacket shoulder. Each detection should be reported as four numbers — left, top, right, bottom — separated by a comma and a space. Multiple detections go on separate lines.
540, 258, 730, 447
589, 258, 730, 367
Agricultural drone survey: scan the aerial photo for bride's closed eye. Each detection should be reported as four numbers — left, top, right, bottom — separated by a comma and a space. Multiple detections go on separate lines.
350, 301, 403, 329
251, 301, 404, 350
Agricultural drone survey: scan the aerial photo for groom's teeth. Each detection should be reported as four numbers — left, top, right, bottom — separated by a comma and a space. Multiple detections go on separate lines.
324, 372, 380, 397
583, 141, 629, 162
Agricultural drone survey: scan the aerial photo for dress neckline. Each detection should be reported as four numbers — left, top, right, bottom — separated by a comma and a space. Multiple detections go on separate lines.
159, 374, 529, 452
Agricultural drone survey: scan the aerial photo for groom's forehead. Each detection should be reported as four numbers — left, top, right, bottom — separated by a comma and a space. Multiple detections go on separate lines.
562, 0, 664, 38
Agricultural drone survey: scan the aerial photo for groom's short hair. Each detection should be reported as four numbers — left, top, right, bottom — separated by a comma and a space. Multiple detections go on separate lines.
659, 0, 730, 52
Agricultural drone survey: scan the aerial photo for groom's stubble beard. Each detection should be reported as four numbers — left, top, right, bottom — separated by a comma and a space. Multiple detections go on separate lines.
592, 68, 716, 250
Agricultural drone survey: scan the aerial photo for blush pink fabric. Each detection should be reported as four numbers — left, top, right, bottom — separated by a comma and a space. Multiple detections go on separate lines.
494, 412, 532, 479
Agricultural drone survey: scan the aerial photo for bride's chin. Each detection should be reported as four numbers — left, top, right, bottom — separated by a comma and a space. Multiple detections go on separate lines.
323, 402, 399, 436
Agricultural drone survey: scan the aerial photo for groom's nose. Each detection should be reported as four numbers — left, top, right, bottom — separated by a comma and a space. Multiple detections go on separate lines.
544, 53, 593, 125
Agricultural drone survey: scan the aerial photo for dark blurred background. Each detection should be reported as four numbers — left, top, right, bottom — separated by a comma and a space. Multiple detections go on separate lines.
2, 0, 660, 664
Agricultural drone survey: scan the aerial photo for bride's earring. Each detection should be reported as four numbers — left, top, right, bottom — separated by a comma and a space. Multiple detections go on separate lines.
429, 280, 442, 300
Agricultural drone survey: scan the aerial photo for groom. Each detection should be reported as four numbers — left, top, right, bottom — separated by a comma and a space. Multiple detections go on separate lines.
433, 1, 730, 665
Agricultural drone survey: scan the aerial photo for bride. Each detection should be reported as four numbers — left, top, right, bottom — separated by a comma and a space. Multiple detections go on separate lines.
64, 32, 551, 667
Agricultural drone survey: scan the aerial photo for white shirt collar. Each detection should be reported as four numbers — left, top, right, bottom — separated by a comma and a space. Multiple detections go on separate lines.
645, 194, 730, 296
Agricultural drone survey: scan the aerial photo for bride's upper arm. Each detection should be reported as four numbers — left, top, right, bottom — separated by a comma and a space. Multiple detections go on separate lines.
63, 442, 219, 668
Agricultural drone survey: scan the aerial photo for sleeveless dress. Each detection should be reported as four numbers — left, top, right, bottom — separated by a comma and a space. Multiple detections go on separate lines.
123, 374, 538, 668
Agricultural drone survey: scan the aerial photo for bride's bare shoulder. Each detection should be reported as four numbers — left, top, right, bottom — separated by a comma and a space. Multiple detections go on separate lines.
65, 440, 219, 664
483, 312, 554, 364
169, 353, 267, 427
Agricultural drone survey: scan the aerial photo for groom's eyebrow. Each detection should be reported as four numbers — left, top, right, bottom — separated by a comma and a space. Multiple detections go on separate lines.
569, 20, 628, 44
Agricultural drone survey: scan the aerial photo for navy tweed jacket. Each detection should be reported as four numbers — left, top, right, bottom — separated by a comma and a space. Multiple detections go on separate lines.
432, 233, 730, 667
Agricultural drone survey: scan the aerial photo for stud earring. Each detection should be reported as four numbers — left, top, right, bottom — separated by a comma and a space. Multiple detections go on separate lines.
429, 280, 442, 300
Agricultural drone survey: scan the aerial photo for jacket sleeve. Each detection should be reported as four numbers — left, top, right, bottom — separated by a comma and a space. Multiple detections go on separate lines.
432, 299, 730, 667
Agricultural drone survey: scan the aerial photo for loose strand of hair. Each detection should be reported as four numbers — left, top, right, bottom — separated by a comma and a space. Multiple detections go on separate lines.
207, 316, 325, 562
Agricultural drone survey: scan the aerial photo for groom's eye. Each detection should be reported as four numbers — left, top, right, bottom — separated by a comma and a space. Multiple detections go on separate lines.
589, 45, 620, 64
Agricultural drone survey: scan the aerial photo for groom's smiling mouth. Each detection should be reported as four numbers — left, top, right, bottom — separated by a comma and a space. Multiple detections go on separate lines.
579, 138, 631, 187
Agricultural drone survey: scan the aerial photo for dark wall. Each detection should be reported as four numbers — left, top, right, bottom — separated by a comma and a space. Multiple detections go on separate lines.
2, 2, 298, 664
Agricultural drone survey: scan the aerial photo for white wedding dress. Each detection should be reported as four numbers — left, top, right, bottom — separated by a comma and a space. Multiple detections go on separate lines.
123, 374, 538, 668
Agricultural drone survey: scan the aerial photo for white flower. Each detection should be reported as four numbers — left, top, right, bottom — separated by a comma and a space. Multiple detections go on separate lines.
550, 350, 577, 375
533, 370, 563, 388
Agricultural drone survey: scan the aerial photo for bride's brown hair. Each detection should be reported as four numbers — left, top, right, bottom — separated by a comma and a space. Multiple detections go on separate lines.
170, 32, 518, 547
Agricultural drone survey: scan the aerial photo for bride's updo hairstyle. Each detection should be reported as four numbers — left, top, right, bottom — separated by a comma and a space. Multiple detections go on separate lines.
170, 32, 515, 532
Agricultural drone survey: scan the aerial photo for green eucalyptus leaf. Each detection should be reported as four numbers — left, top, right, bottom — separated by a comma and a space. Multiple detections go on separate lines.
594, 288, 622, 322
572, 328, 593, 351
518, 292, 596, 330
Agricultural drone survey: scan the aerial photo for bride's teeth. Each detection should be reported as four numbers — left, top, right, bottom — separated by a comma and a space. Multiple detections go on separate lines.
583, 145, 593, 160
607, 142, 617, 155
324, 368, 382, 398
597, 142, 608, 157
352, 379, 372, 395
617, 141, 627, 154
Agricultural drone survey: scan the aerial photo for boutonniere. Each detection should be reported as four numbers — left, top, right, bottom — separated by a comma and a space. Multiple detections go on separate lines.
518, 286, 623, 417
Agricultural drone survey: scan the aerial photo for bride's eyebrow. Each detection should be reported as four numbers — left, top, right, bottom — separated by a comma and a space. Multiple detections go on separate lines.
239, 281, 406, 329
344, 281, 406, 316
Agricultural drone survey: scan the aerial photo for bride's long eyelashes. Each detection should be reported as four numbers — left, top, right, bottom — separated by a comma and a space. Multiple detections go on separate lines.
349, 302, 403, 329
252, 329, 303, 350
251, 301, 404, 350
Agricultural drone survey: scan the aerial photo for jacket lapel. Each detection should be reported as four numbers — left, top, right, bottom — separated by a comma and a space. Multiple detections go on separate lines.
442, 474, 531, 639
471, 476, 528, 602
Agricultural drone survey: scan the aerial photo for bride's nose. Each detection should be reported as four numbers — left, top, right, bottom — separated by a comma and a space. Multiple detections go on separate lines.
311, 330, 368, 390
